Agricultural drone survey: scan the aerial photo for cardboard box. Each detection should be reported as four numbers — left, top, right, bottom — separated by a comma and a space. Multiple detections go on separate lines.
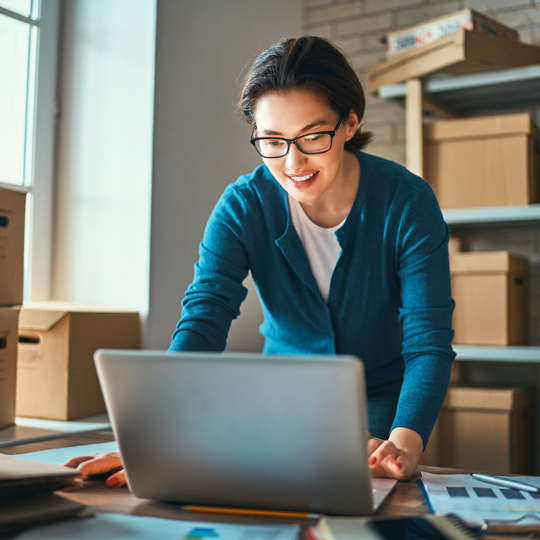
0, 186, 26, 306
16, 302, 140, 420
418, 361, 463, 467
0, 307, 20, 429
450, 252, 528, 346
448, 236, 462, 253
424, 113, 540, 209
368, 29, 540, 94
435, 386, 535, 474
385, 9, 518, 56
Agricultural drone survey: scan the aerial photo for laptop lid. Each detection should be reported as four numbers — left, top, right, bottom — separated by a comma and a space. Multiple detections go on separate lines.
94, 350, 375, 516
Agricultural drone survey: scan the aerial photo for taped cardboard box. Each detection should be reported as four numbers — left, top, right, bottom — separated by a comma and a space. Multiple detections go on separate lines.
16, 302, 140, 420
384, 8, 518, 56
424, 113, 540, 209
450, 252, 528, 346
0, 186, 26, 306
436, 386, 535, 475
0, 307, 20, 430
368, 29, 540, 94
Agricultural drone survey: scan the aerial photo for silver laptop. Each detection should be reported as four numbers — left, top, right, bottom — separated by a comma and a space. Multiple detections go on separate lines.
94, 350, 396, 516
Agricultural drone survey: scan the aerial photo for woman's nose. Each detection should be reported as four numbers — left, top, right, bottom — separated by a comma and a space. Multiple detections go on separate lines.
285, 142, 307, 169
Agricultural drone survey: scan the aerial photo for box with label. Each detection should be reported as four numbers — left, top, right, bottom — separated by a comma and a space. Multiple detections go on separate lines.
424, 113, 540, 209
16, 302, 140, 420
0, 307, 20, 429
0, 186, 26, 306
368, 30, 540, 94
385, 9, 518, 56
450, 252, 528, 346
436, 386, 535, 475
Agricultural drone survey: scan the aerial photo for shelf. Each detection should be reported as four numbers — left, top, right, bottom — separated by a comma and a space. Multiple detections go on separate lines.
378, 64, 540, 115
442, 204, 540, 226
453, 345, 540, 363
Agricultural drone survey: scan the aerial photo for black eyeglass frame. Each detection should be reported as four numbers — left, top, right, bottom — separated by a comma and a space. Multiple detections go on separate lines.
250, 114, 347, 159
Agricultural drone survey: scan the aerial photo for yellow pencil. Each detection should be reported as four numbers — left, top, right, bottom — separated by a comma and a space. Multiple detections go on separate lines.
183, 505, 322, 520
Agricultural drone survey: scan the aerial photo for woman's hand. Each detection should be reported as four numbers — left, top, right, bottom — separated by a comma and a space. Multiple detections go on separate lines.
367, 427, 423, 481
63, 451, 126, 488
63, 430, 422, 488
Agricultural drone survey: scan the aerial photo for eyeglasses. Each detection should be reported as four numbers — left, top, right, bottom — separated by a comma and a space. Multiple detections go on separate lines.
250, 114, 346, 159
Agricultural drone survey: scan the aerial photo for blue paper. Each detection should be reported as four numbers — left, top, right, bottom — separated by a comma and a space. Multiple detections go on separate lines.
16, 442, 119, 466
16, 513, 301, 540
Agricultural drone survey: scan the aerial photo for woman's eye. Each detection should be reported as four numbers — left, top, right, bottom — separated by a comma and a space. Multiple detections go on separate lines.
303, 134, 322, 142
264, 139, 285, 147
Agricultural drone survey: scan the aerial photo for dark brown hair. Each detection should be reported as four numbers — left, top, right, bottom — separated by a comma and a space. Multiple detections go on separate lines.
240, 36, 372, 151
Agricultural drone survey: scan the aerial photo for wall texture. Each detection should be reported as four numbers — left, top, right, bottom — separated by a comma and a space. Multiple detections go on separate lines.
146, 0, 303, 352
302, 0, 540, 471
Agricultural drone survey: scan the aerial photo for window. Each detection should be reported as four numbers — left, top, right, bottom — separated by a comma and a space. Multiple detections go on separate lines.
0, 0, 60, 300
0, 0, 38, 187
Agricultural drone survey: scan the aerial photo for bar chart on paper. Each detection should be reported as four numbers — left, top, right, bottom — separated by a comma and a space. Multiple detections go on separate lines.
421, 472, 540, 527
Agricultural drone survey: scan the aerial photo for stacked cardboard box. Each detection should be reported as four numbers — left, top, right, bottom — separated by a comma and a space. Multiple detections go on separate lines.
384, 9, 519, 57
424, 114, 540, 210
425, 386, 535, 474
450, 252, 529, 346
0, 186, 27, 429
16, 302, 140, 420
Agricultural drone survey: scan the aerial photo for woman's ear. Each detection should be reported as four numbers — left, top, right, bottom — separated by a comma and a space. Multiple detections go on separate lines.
345, 110, 360, 141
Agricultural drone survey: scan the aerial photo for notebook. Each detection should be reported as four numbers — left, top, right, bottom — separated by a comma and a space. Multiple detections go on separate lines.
94, 350, 396, 516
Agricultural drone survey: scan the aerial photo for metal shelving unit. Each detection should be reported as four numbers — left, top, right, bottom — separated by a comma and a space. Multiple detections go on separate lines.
454, 345, 540, 363
379, 66, 540, 362
442, 205, 540, 227
378, 64, 540, 115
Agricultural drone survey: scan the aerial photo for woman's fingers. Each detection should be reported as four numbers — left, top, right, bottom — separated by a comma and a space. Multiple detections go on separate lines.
369, 439, 398, 466
368, 439, 413, 480
63, 451, 126, 488
106, 469, 127, 488
367, 436, 384, 455
63, 455, 94, 468
64, 451, 123, 479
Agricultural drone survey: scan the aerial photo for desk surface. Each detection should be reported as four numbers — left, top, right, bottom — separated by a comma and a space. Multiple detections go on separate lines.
0, 431, 464, 525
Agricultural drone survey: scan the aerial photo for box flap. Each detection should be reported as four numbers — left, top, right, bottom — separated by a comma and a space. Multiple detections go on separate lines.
19, 302, 139, 332
0, 307, 20, 332
21, 301, 138, 315
450, 251, 528, 274
444, 386, 535, 411
424, 113, 539, 141
19, 308, 68, 332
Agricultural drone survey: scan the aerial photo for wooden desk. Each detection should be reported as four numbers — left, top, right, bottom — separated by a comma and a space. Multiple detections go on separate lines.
1, 431, 461, 525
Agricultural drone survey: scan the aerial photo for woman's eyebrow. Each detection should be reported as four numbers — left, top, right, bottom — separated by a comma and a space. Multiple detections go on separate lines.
259, 119, 330, 136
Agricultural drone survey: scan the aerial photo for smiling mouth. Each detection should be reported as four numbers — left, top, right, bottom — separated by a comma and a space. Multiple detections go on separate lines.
287, 172, 317, 182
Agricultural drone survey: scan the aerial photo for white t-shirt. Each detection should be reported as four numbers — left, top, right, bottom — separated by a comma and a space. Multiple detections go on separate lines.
288, 195, 345, 302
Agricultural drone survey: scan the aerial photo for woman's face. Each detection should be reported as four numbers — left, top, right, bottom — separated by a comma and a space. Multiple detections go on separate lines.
252, 89, 359, 204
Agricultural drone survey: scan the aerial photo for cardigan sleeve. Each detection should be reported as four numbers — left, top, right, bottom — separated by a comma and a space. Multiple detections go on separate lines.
169, 185, 251, 352
391, 183, 456, 448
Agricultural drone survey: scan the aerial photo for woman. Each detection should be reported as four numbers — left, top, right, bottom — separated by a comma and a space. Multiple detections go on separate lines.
65, 36, 455, 488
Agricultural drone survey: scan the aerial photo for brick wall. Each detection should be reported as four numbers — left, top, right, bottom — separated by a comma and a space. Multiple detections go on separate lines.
303, 0, 540, 472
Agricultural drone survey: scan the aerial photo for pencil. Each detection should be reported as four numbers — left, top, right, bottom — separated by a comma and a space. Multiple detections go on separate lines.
183, 505, 322, 520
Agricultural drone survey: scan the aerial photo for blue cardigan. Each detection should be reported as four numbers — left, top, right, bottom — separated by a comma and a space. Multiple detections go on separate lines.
169, 151, 455, 446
